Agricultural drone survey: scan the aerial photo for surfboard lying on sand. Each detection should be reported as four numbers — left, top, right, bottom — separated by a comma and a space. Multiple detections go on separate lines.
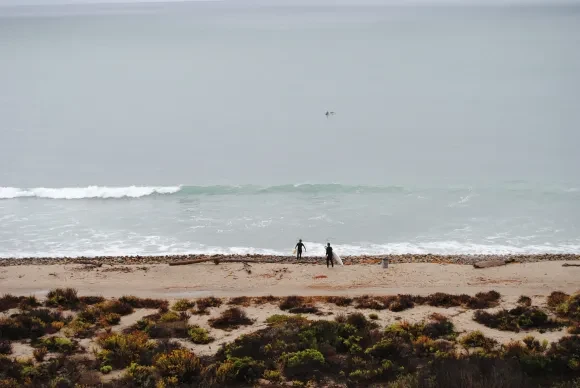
332, 252, 344, 266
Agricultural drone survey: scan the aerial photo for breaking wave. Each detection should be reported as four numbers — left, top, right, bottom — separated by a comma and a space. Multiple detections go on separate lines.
0, 186, 182, 199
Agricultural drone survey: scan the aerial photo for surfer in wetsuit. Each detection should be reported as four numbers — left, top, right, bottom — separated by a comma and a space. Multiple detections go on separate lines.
295, 239, 306, 259
325, 243, 334, 268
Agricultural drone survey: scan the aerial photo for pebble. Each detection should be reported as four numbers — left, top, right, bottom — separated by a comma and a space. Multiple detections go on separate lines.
0, 253, 578, 267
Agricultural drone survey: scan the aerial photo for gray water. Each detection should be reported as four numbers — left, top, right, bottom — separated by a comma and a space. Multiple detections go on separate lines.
1, 2, 579, 257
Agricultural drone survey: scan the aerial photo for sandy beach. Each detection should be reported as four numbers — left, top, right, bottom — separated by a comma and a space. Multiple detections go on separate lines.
1, 259, 578, 298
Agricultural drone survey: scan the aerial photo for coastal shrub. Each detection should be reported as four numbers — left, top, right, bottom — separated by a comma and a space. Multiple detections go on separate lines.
0, 378, 19, 388
188, 325, 213, 344
548, 292, 570, 309
0, 309, 67, 340
263, 369, 282, 381
288, 304, 320, 314
546, 336, 580, 373
253, 295, 279, 305
171, 299, 194, 311
33, 347, 47, 362
0, 341, 11, 355
555, 293, 580, 320
194, 297, 222, 314
568, 324, 580, 335
19, 296, 40, 310
0, 294, 22, 312
96, 331, 156, 369
209, 307, 253, 329
159, 311, 181, 322
37, 337, 77, 354
125, 363, 158, 388
282, 349, 325, 378
473, 306, 560, 332
346, 312, 378, 331
324, 296, 353, 307
119, 296, 169, 310
78, 295, 105, 305
518, 295, 532, 307
369, 313, 379, 320
214, 357, 266, 384
460, 331, 498, 350
100, 365, 112, 374
354, 295, 387, 310
279, 296, 307, 311
94, 300, 134, 316
424, 292, 469, 308
154, 348, 202, 383
64, 318, 94, 338
266, 314, 308, 327
522, 335, 548, 352
422, 315, 456, 340
45, 288, 80, 309
99, 312, 121, 326
388, 294, 415, 312
228, 296, 252, 307
130, 312, 191, 339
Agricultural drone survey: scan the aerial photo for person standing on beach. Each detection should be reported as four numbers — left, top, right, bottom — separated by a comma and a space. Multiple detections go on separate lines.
325, 243, 334, 268
295, 239, 306, 259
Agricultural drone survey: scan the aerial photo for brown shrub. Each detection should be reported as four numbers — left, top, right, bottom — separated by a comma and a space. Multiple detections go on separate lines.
195, 297, 223, 313
548, 291, 570, 309
252, 295, 280, 305
324, 296, 353, 307
279, 296, 306, 311
119, 295, 168, 310
0, 294, 24, 312
517, 296, 532, 307
209, 307, 254, 330
79, 296, 106, 305
45, 288, 80, 309
228, 296, 252, 307
0, 341, 11, 355
353, 295, 386, 310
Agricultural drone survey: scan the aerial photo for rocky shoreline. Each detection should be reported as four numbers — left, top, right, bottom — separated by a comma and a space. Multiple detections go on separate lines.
1, 253, 579, 267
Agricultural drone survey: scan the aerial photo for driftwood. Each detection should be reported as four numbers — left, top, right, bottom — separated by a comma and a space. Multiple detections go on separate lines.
562, 263, 580, 267
169, 258, 268, 266
473, 258, 515, 269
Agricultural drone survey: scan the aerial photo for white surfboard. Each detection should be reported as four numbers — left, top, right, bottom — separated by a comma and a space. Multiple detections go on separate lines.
332, 252, 343, 266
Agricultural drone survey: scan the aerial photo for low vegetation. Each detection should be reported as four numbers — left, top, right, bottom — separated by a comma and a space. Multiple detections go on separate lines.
474, 306, 564, 332
1, 289, 579, 387
209, 307, 254, 330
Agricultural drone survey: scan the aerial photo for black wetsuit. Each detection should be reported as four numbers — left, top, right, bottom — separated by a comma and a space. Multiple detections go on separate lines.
326, 246, 334, 268
296, 242, 305, 259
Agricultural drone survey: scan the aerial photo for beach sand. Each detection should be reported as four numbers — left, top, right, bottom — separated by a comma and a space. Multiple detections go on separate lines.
1, 260, 577, 299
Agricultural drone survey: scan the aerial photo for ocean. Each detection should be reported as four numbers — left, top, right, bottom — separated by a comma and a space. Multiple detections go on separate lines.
1, 2, 579, 258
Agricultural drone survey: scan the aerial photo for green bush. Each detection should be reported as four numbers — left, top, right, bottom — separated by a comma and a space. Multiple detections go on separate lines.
96, 331, 156, 369
473, 306, 560, 332
154, 349, 202, 383
263, 369, 282, 381
100, 365, 112, 374
45, 288, 80, 309
282, 349, 325, 378
125, 363, 158, 388
215, 356, 265, 384
460, 331, 498, 350
37, 337, 77, 354
171, 299, 194, 312
188, 325, 213, 344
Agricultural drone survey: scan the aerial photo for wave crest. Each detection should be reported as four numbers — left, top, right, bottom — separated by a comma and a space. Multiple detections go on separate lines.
0, 186, 182, 199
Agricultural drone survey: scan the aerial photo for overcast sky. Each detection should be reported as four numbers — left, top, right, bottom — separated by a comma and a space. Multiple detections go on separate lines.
2, 0, 579, 6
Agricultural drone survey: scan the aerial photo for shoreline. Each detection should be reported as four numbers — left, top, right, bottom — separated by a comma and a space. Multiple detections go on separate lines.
1, 252, 579, 267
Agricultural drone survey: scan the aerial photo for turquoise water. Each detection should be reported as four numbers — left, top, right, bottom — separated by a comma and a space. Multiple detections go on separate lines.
1, 3, 579, 257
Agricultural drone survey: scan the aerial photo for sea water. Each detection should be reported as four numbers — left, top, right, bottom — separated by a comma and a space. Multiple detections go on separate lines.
1, 2, 579, 257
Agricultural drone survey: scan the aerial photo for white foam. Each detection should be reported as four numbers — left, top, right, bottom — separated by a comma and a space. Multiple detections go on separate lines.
3, 240, 580, 259
0, 186, 182, 199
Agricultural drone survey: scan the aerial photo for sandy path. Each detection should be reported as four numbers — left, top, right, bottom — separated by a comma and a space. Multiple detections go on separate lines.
0, 261, 577, 298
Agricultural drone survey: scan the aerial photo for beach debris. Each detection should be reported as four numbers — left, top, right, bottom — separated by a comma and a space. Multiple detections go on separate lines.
473, 258, 515, 269
562, 263, 580, 267
241, 263, 252, 274
313, 275, 328, 279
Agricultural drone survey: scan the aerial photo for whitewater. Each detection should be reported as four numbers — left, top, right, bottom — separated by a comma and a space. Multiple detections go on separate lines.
1, 3, 580, 258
